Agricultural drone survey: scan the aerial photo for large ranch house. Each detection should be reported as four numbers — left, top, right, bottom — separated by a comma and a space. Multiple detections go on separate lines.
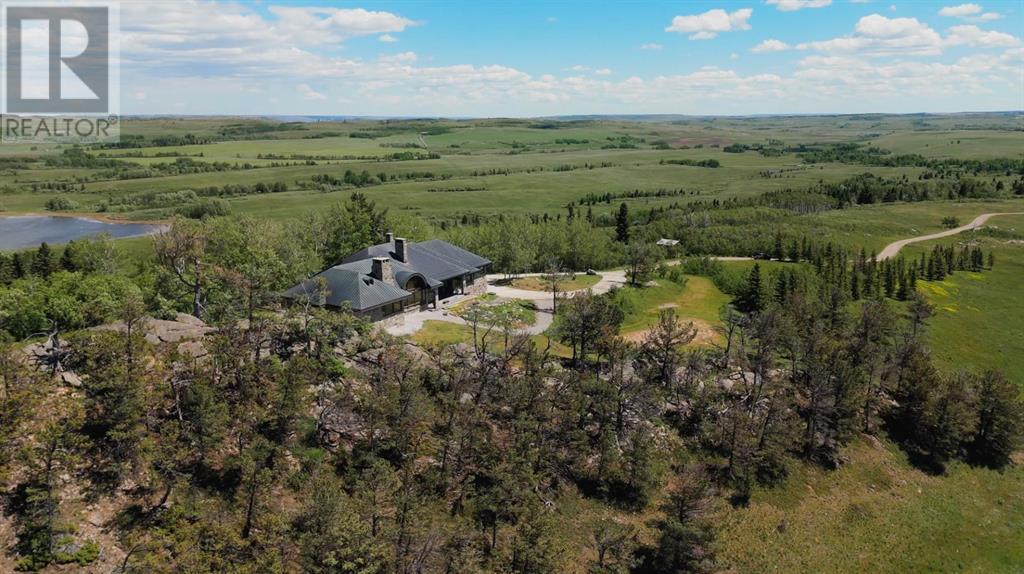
284, 233, 491, 322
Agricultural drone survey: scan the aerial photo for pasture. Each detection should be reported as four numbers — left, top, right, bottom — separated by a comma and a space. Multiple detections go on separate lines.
5, 114, 1020, 225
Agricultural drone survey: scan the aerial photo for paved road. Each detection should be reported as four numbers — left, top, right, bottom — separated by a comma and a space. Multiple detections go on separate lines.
877, 212, 1024, 261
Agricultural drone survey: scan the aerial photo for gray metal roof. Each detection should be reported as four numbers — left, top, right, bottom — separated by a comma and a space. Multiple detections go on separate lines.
283, 265, 412, 311
342, 239, 491, 282
287, 238, 489, 311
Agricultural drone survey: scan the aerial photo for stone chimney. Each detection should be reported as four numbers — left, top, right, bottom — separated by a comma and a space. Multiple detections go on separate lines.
371, 257, 394, 283
385, 232, 394, 243
394, 237, 407, 263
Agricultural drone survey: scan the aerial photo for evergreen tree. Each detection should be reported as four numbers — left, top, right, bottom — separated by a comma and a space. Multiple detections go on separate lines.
643, 466, 716, 574
0, 254, 12, 285
59, 242, 77, 272
615, 203, 629, 243
737, 263, 764, 313
968, 370, 1023, 468
31, 243, 55, 278
883, 261, 895, 298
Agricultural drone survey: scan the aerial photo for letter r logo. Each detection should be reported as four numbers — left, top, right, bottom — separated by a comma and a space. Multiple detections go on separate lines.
4, 5, 109, 113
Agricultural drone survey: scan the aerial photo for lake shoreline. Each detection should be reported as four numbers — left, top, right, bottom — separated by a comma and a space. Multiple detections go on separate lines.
0, 211, 171, 225
0, 215, 167, 251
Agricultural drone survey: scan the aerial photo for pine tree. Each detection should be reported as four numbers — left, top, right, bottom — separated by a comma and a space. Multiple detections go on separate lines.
0, 254, 11, 285
644, 466, 716, 574
615, 203, 629, 243
968, 370, 1023, 468
12, 252, 26, 279
883, 261, 895, 299
776, 270, 790, 303
59, 242, 77, 272
737, 263, 764, 313
31, 243, 55, 278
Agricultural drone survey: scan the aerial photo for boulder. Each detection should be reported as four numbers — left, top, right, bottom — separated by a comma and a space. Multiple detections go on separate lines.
60, 371, 83, 388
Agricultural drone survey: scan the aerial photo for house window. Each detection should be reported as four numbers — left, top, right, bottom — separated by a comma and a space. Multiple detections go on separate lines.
381, 302, 403, 317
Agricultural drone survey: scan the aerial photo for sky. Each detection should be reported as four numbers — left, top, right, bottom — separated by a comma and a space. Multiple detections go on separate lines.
106, 0, 1024, 116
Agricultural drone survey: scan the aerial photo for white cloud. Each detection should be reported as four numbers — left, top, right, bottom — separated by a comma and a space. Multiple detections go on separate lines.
640, 43, 664, 50
546, 16, 558, 23
378, 34, 398, 42
938, 4, 1004, 21
665, 8, 753, 40
939, 3, 981, 17
380, 51, 418, 63
267, 6, 417, 44
297, 83, 326, 100
798, 12, 1021, 56
569, 64, 590, 72
797, 14, 944, 55
112, 1, 1024, 116
768, 0, 832, 11
595, 68, 612, 76
945, 24, 1021, 47
752, 39, 790, 52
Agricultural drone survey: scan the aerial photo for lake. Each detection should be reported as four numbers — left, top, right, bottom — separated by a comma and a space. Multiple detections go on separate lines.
0, 215, 162, 251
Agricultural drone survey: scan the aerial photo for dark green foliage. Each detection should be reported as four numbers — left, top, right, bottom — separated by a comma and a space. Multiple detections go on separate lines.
615, 203, 630, 243
31, 243, 55, 278
967, 370, 1024, 468
44, 197, 78, 211
177, 197, 232, 219
639, 466, 716, 574
735, 263, 764, 313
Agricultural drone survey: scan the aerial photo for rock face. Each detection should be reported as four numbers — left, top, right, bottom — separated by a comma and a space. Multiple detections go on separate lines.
61, 371, 83, 388
25, 315, 217, 379
94, 314, 215, 345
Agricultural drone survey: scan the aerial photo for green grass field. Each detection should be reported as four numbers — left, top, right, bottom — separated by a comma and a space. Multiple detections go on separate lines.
717, 438, 1024, 573
6, 115, 1020, 224
870, 130, 1024, 160
905, 214, 1024, 384
508, 274, 602, 292
617, 276, 730, 342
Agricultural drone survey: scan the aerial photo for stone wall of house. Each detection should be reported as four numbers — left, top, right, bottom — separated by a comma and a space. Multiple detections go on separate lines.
361, 306, 408, 328
464, 274, 487, 296
358, 307, 384, 322
378, 312, 406, 329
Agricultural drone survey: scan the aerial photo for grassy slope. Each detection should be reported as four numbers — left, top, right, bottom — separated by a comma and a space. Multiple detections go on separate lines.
717, 215, 1024, 573
908, 214, 1024, 384
870, 130, 1024, 160
618, 276, 730, 338
717, 439, 1024, 573
795, 199, 1024, 254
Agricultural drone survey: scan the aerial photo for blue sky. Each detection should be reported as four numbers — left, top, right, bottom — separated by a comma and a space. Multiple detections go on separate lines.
116, 0, 1023, 116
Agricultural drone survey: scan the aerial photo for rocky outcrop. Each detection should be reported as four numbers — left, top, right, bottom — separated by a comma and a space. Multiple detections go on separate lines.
94, 312, 215, 346
25, 314, 216, 381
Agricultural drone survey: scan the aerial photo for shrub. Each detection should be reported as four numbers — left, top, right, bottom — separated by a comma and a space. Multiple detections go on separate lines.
177, 198, 231, 219
44, 197, 78, 211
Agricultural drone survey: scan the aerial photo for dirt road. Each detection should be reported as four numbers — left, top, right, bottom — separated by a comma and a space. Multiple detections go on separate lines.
877, 212, 1024, 260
